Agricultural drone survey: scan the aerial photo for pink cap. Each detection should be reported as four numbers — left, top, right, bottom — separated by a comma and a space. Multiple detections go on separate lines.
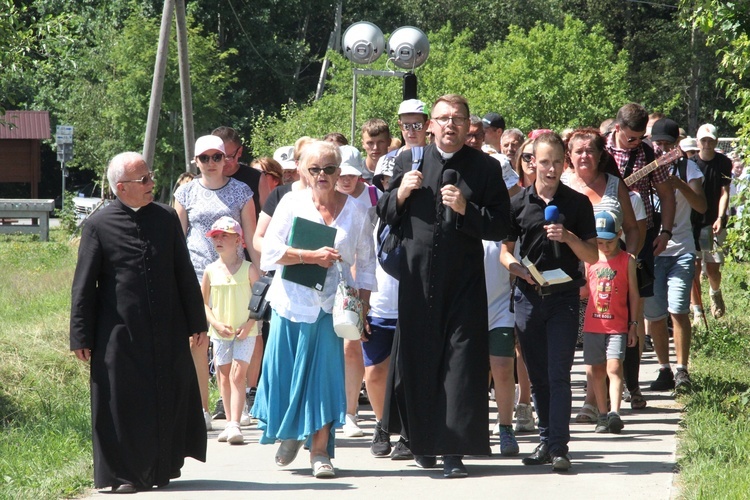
205, 216, 245, 247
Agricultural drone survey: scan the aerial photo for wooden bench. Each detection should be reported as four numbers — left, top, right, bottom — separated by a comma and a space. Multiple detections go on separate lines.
0, 199, 55, 241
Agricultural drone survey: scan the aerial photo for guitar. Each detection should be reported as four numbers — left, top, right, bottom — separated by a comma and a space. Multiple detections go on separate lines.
623, 147, 683, 187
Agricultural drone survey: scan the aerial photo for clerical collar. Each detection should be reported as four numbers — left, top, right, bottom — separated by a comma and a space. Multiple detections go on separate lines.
436, 146, 456, 160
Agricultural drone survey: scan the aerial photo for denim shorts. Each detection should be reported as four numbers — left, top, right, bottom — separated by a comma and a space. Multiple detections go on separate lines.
644, 253, 696, 320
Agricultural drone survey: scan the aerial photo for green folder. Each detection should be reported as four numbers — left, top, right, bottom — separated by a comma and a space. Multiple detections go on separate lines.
281, 216, 338, 291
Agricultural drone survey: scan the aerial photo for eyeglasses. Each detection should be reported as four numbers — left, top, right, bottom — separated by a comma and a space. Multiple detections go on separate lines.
521, 153, 533, 163
225, 144, 242, 161
466, 132, 485, 140
119, 172, 154, 185
197, 153, 224, 163
308, 165, 338, 176
401, 122, 424, 131
432, 116, 468, 127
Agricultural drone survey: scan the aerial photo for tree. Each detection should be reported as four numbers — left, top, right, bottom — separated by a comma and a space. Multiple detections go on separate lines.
250, 17, 630, 156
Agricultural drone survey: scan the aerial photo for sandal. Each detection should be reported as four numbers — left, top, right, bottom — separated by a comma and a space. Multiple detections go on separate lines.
311, 455, 335, 478
275, 439, 303, 467
630, 392, 647, 410
575, 403, 597, 423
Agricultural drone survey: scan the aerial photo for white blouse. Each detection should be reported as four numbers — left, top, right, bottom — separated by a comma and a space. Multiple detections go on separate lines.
261, 189, 377, 324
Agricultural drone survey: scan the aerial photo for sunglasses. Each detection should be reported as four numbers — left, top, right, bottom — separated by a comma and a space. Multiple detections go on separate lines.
521, 152, 533, 163
197, 153, 224, 163
308, 165, 338, 176
401, 122, 424, 131
620, 130, 647, 143
119, 172, 154, 184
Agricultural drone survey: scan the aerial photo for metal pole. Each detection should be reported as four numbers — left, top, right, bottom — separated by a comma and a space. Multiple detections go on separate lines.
350, 70, 358, 144
174, 0, 195, 171
142, 0, 175, 168
61, 160, 66, 210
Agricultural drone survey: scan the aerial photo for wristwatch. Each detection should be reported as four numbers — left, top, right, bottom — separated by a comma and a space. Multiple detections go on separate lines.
660, 229, 673, 239
628, 321, 638, 327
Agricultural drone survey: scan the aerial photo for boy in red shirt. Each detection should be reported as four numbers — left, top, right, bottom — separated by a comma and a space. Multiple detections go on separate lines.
582, 212, 639, 434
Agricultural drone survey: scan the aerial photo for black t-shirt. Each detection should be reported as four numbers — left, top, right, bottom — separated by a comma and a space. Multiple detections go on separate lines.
261, 183, 294, 217
508, 182, 597, 281
229, 163, 261, 219
694, 153, 732, 227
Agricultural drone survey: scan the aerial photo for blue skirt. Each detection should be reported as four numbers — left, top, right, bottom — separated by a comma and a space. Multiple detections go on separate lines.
252, 309, 346, 458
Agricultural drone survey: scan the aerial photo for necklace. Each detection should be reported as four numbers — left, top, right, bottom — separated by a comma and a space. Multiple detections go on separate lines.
222, 255, 243, 283
316, 198, 339, 225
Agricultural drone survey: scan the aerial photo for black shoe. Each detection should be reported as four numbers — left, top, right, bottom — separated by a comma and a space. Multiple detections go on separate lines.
522, 442, 551, 465
212, 398, 226, 420
674, 368, 692, 392
390, 437, 414, 460
414, 454, 437, 468
650, 367, 675, 391
358, 381, 370, 405
245, 387, 257, 416
443, 455, 468, 478
370, 421, 392, 457
551, 453, 572, 471
112, 483, 137, 494
644, 334, 654, 352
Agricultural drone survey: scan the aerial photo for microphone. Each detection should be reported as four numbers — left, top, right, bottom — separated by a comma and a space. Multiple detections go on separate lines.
544, 205, 561, 259
442, 169, 459, 224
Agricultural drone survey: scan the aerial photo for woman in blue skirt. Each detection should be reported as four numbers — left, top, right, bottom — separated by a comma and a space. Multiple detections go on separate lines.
254, 140, 376, 478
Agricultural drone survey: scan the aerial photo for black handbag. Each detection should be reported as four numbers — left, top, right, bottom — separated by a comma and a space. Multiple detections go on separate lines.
248, 273, 273, 321
635, 258, 654, 293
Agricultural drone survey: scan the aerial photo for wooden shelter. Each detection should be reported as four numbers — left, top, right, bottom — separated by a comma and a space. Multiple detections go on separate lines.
0, 111, 51, 198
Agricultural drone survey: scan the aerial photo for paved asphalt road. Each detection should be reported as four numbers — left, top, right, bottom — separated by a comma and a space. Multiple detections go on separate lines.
85, 344, 682, 499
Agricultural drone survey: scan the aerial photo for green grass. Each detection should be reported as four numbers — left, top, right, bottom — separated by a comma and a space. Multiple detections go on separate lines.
677, 262, 750, 499
0, 231, 93, 499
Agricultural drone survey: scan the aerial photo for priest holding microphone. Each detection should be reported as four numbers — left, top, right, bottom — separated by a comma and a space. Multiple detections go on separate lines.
500, 132, 598, 472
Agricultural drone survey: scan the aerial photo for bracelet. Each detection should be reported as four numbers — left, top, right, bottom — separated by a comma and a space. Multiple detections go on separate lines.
298, 249, 304, 264
660, 229, 673, 239
628, 321, 638, 327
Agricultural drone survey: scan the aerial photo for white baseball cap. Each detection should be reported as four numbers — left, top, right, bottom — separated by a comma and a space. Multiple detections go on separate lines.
339, 145, 364, 176
696, 124, 718, 141
195, 135, 226, 156
398, 99, 427, 116
273, 146, 296, 170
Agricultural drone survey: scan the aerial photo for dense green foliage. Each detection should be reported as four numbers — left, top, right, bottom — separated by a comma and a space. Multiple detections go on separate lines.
250, 18, 629, 156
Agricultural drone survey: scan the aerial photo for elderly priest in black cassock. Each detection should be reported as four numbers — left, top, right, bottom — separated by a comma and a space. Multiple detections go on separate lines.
377, 94, 511, 478
70, 152, 207, 493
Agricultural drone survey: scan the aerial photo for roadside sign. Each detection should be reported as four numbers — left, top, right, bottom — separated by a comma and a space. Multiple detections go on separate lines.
56, 134, 73, 144
56, 125, 74, 135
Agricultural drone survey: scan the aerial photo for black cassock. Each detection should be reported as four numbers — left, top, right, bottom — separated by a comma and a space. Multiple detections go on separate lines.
377, 144, 511, 456
70, 199, 207, 489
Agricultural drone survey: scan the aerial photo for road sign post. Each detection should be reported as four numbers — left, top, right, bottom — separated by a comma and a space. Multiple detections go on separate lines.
56, 125, 74, 209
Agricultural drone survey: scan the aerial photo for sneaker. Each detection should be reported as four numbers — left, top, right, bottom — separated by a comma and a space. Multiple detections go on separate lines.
358, 381, 369, 405
246, 387, 257, 416
607, 412, 624, 434
514, 403, 536, 433
240, 406, 253, 426
370, 421, 391, 457
212, 398, 226, 420
595, 414, 609, 433
710, 290, 725, 318
390, 437, 414, 460
342, 413, 364, 437
644, 335, 654, 352
499, 425, 519, 456
492, 416, 501, 436
217, 426, 230, 442
226, 423, 244, 445
650, 367, 675, 391
203, 409, 212, 431
675, 368, 692, 392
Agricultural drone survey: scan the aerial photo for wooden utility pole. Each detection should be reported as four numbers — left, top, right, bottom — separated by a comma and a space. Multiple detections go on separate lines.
143, 0, 195, 172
